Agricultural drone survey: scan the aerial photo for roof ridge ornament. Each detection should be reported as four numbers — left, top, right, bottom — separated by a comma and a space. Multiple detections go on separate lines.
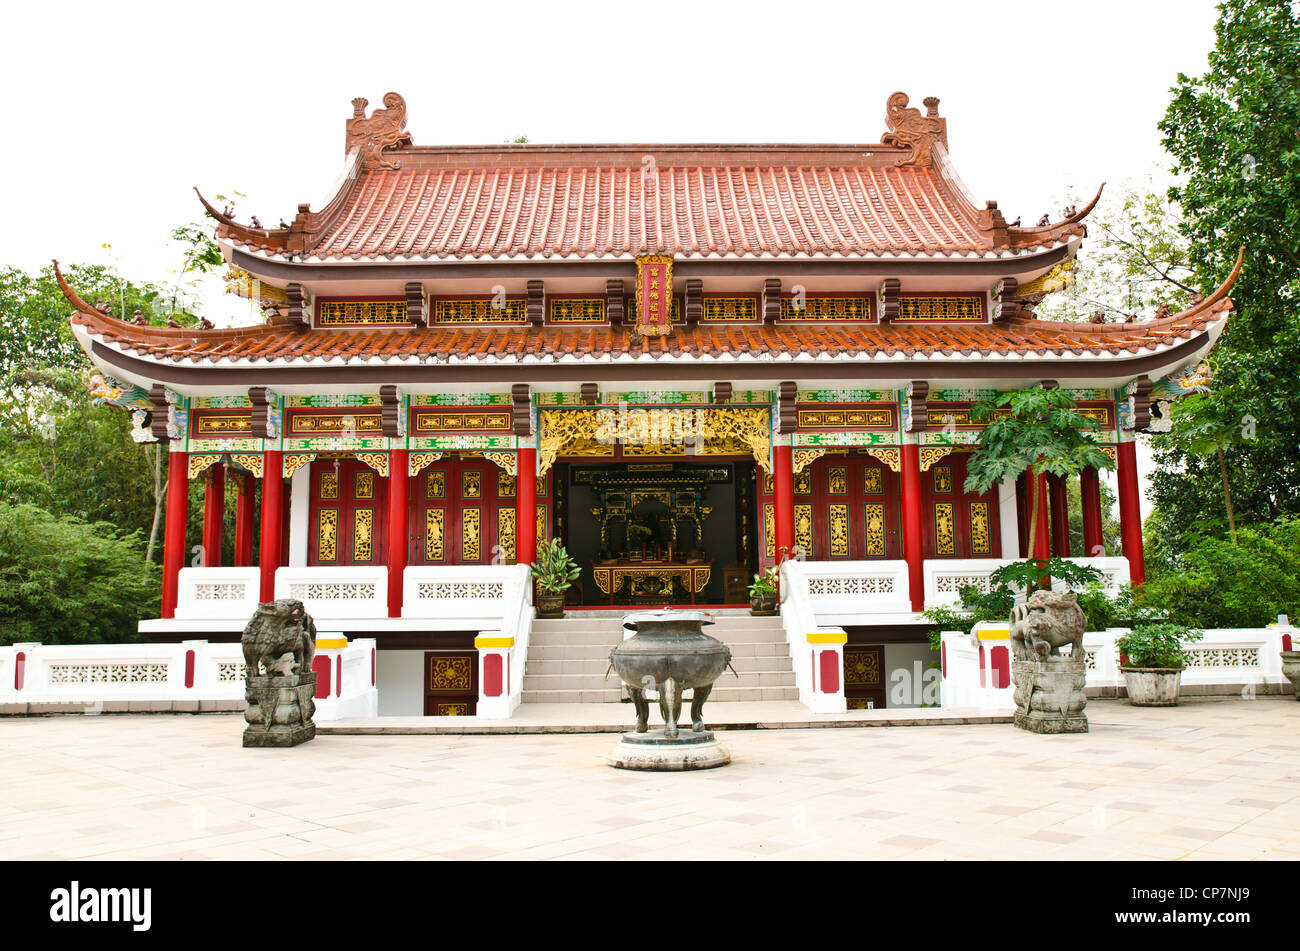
345, 92, 412, 169
881, 92, 947, 167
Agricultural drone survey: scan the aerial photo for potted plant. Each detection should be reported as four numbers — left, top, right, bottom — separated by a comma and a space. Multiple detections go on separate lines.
1115, 623, 1203, 706
748, 566, 780, 616
531, 539, 581, 619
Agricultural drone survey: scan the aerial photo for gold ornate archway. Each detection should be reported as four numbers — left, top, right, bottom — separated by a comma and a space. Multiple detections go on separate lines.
537, 406, 772, 476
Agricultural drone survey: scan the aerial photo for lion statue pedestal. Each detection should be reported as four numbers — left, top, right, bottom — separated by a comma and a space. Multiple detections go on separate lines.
241, 599, 318, 748
1008, 590, 1089, 735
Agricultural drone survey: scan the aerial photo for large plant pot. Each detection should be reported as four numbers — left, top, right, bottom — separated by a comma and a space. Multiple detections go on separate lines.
1121, 667, 1183, 706
1280, 651, 1300, 699
750, 593, 777, 616
536, 591, 566, 619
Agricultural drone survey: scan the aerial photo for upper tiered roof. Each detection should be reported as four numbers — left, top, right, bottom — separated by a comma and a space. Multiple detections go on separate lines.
199, 91, 1097, 265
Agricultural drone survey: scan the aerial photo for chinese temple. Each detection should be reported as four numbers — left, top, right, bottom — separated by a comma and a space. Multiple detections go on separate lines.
60, 91, 1237, 716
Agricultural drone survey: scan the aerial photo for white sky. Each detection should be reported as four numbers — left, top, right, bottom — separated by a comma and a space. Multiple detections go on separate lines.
3, 0, 1220, 521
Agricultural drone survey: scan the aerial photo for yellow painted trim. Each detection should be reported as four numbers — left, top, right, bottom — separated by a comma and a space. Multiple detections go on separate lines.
976, 627, 1011, 640
474, 636, 515, 649
315, 636, 348, 650
806, 631, 848, 644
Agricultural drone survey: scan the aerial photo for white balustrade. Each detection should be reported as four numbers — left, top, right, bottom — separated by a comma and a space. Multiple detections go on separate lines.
402, 564, 521, 624
0, 640, 246, 711
470, 564, 534, 719
925, 556, 1131, 609
274, 566, 388, 619
941, 619, 1297, 710
312, 637, 379, 721
794, 559, 912, 623
780, 560, 849, 714
175, 567, 262, 620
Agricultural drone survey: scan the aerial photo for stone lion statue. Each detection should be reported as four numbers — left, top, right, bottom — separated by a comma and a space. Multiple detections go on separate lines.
242, 599, 317, 677
1009, 589, 1086, 661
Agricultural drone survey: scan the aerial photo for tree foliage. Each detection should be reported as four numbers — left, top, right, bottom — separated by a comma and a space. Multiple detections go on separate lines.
1151, 0, 1300, 540
0, 502, 158, 644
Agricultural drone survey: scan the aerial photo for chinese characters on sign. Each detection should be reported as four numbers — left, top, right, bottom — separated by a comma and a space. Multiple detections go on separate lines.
635, 254, 674, 337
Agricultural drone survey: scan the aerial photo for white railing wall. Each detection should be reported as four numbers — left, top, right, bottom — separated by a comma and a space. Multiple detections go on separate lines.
924, 556, 1130, 609
312, 637, 379, 720
779, 560, 848, 714
793, 560, 912, 625
175, 567, 262, 620
274, 566, 388, 619
464, 564, 534, 719
941, 620, 1298, 710
0, 637, 377, 722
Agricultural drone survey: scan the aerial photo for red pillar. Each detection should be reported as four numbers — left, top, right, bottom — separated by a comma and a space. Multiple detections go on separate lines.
1047, 473, 1070, 558
201, 462, 225, 567
161, 451, 189, 619
1080, 466, 1104, 558
772, 444, 795, 563
259, 451, 284, 602
900, 443, 925, 612
233, 472, 256, 567
1030, 468, 1050, 563
1117, 441, 1145, 585
516, 448, 537, 566
388, 450, 409, 618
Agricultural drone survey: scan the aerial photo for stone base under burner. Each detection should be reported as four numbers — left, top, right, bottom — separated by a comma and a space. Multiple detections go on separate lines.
607, 729, 731, 771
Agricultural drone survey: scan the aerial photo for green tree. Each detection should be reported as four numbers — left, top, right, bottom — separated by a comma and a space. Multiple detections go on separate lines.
0, 502, 159, 644
1152, 0, 1300, 539
965, 387, 1114, 591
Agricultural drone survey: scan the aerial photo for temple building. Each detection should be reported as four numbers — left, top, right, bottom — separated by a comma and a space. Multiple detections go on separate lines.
61, 91, 1237, 716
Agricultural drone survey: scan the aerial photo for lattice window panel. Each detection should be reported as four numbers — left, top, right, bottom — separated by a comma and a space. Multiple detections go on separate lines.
287, 582, 377, 601
217, 662, 248, 683
780, 296, 871, 320
933, 574, 994, 594
701, 297, 758, 321
626, 296, 683, 323
549, 298, 605, 323
896, 296, 984, 321
1184, 647, 1261, 669
432, 299, 528, 323
48, 663, 169, 685
808, 576, 896, 596
1084, 650, 1097, 671
415, 581, 506, 601
192, 583, 251, 601
317, 300, 409, 326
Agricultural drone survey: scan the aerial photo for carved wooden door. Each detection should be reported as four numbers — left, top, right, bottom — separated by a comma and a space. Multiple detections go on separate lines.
410, 458, 516, 565
844, 645, 886, 709
802, 456, 901, 560
307, 459, 387, 566
920, 453, 1001, 559
422, 651, 478, 716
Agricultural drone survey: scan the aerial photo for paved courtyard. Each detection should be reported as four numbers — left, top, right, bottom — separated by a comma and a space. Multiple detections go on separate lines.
3, 697, 1300, 860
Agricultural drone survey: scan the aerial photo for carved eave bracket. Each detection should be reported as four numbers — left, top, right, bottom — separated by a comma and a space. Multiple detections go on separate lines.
285, 284, 311, 328
380, 385, 407, 438
878, 278, 900, 323
881, 92, 947, 167
777, 382, 797, 434
512, 384, 533, 437
345, 92, 413, 170
903, 381, 929, 433
405, 282, 427, 326
249, 386, 282, 439
148, 384, 187, 442
1123, 376, 1155, 432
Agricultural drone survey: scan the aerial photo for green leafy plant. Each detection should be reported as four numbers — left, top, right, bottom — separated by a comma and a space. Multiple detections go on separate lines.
988, 557, 1102, 594
529, 538, 581, 594
748, 566, 780, 599
964, 386, 1116, 592
1116, 622, 1203, 669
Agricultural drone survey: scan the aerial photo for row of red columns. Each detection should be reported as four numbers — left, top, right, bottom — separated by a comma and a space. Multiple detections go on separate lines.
766, 445, 1146, 614
161, 447, 540, 620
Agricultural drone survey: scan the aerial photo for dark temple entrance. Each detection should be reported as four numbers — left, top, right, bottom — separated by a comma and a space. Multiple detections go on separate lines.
556, 461, 759, 606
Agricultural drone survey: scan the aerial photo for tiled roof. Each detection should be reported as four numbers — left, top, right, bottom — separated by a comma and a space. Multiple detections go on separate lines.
218, 160, 1081, 263
198, 91, 1096, 264
66, 294, 1232, 368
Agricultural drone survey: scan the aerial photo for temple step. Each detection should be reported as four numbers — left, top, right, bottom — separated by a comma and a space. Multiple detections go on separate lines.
520, 685, 801, 705
521, 613, 794, 704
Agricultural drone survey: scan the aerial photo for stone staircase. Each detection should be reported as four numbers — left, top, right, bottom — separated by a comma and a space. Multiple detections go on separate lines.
522, 611, 797, 704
